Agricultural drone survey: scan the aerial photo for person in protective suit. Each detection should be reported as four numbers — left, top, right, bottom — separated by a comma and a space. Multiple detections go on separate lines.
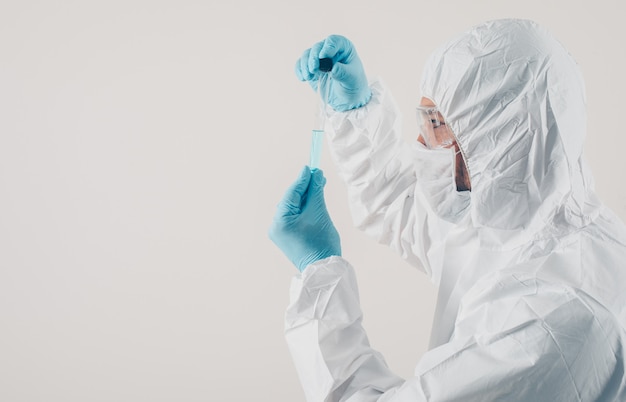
269, 19, 626, 401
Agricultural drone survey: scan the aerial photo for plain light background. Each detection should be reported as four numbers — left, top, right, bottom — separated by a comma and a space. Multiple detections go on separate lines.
1, 0, 625, 400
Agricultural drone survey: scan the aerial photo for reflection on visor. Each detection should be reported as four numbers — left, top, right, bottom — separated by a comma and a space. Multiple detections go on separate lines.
416, 106, 456, 149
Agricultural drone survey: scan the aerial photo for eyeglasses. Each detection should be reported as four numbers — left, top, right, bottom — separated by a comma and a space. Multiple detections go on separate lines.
415, 105, 456, 149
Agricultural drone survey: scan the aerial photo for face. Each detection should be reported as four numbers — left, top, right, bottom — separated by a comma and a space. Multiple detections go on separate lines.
418, 97, 471, 192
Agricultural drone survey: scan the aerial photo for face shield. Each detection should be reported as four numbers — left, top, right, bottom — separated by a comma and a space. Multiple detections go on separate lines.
416, 105, 456, 149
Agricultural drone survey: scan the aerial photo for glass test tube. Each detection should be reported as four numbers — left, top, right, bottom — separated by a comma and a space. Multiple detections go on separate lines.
310, 129, 324, 169
310, 71, 331, 170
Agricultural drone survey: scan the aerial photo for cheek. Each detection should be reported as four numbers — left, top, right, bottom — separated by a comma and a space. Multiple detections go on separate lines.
455, 151, 465, 174
454, 148, 472, 191
453, 158, 463, 191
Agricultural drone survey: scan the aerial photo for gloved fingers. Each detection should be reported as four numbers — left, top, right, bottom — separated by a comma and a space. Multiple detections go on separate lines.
295, 48, 314, 82
310, 168, 327, 190
319, 35, 354, 64
307, 40, 325, 75
276, 166, 312, 217
306, 168, 328, 205
329, 62, 351, 86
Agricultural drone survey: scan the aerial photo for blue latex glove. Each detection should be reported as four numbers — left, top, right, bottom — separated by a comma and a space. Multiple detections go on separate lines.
295, 35, 371, 112
268, 167, 341, 272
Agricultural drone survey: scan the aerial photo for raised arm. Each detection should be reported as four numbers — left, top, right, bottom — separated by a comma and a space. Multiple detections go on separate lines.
295, 35, 466, 277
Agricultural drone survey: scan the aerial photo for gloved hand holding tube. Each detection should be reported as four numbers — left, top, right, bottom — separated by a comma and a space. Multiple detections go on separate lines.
295, 35, 371, 112
268, 167, 341, 272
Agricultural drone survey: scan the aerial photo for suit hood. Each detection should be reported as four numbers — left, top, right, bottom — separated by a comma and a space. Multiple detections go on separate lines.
420, 19, 601, 246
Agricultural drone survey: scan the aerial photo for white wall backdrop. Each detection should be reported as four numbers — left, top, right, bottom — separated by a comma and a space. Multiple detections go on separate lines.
1, 0, 625, 400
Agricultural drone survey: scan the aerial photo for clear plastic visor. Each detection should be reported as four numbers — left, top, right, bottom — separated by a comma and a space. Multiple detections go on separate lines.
415, 106, 456, 149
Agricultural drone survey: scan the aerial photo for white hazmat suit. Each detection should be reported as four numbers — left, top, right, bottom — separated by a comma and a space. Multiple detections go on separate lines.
285, 19, 626, 401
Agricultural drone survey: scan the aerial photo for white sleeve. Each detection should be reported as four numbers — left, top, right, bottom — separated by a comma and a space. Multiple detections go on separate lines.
285, 260, 624, 402
323, 79, 441, 276
285, 257, 404, 402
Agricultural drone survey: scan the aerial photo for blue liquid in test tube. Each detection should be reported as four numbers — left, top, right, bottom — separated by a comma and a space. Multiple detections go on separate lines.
309, 61, 332, 170
310, 130, 324, 170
